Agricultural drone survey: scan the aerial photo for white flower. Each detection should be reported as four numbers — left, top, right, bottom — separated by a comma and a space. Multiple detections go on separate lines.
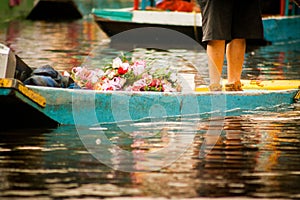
95, 69, 104, 77
119, 77, 126, 86
112, 57, 123, 69
89, 72, 99, 84
106, 69, 116, 79
71, 56, 179, 92
163, 82, 176, 92
121, 62, 130, 70
169, 72, 178, 83
142, 73, 152, 79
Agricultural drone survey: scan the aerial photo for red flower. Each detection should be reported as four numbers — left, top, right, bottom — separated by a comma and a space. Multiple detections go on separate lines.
149, 79, 157, 87
118, 67, 128, 75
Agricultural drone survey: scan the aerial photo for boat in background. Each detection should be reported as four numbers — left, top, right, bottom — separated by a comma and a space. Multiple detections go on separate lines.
0, 0, 35, 22
92, 6, 205, 49
27, 0, 82, 21
93, 8, 205, 49
92, 0, 300, 45
263, 15, 300, 43
73, 0, 133, 17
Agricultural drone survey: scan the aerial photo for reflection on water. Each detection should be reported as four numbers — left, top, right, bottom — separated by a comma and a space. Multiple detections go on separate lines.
1, 112, 300, 199
244, 41, 300, 80
196, 113, 300, 198
0, 18, 300, 199
1, 19, 108, 71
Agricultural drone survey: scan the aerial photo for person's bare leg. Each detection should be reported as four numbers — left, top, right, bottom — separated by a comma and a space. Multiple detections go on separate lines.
226, 38, 246, 84
207, 40, 225, 87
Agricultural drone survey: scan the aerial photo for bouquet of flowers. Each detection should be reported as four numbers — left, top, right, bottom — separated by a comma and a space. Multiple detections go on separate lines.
71, 56, 180, 92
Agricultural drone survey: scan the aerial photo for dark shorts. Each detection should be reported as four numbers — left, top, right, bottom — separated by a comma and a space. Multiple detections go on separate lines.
198, 0, 264, 42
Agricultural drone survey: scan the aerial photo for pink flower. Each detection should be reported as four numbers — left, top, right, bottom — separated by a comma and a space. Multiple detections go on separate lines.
101, 79, 116, 91
85, 81, 94, 89
149, 79, 158, 87
129, 79, 147, 91
132, 60, 146, 76
110, 77, 123, 90
71, 56, 179, 92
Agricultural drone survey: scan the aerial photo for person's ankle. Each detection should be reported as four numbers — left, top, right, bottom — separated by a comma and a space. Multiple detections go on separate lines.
209, 83, 222, 91
225, 80, 243, 91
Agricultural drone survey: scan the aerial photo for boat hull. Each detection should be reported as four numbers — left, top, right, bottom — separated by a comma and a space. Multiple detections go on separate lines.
93, 9, 205, 48
1, 78, 298, 128
27, 0, 82, 21
262, 15, 300, 43
95, 18, 205, 49
0, 79, 58, 130
28, 85, 298, 126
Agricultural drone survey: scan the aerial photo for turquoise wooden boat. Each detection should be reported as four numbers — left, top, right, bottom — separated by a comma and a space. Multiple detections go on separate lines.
73, 0, 133, 16
0, 0, 35, 22
92, 0, 300, 44
263, 15, 300, 43
1, 78, 299, 129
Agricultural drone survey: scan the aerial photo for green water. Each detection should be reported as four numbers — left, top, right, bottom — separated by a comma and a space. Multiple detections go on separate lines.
0, 0, 35, 22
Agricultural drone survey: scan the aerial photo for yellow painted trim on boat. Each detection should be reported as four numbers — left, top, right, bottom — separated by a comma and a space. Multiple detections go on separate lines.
294, 90, 300, 102
0, 78, 14, 88
0, 78, 46, 108
195, 80, 300, 92
241, 80, 300, 90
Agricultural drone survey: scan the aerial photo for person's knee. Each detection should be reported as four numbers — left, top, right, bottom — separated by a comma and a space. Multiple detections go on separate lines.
229, 38, 246, 44
208, 40, 226, 48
